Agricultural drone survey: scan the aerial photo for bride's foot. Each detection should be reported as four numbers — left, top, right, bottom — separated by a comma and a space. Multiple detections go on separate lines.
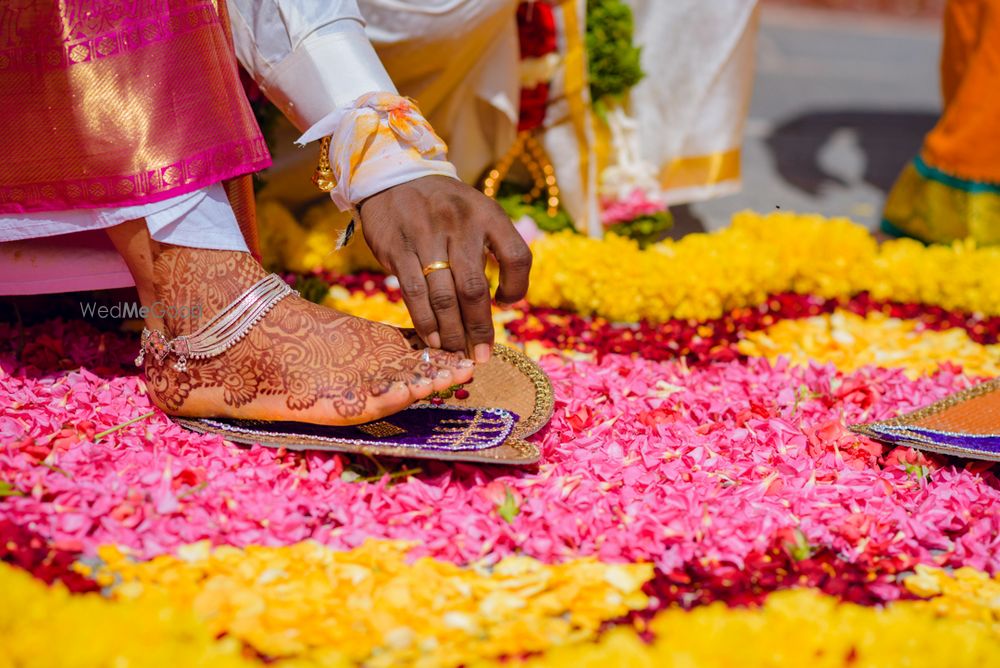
141, 248, 474, 426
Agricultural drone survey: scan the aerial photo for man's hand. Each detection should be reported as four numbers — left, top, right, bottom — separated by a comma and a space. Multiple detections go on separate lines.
359, 175, 533, 363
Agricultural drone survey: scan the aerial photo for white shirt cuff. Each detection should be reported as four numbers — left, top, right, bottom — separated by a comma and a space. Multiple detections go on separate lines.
259, 24, 398, 131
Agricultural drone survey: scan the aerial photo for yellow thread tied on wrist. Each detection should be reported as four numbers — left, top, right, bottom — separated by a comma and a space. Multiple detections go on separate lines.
311, 94, 451, 204
308, 93, 457, 249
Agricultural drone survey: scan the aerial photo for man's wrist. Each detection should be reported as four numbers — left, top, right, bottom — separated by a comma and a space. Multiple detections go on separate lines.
303, 93, 458, 213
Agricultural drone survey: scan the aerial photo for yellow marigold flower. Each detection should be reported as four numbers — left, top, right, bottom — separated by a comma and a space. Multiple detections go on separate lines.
261, 208, 1000, 323
738, 310, 1000, 378
481, 588, 1000, 667
904, 564, 1000, 636
257, 200, 308, 273
525, 212, 1000, 323
325, 290, 414, 328
98, 539, 653, 668
257, 199, 382, 275
326, 291, 517, 346
0, 561, 265, 668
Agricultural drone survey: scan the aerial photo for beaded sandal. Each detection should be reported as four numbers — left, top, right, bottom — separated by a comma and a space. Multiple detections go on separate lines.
137, 274, 552, 466
851, 378, 1000, 462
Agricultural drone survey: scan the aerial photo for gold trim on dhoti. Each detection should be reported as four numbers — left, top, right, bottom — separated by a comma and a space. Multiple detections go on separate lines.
659, 149, 741, 191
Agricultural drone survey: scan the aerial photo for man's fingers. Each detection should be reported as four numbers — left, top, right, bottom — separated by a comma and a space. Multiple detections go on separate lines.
358, 178, 531, 356
448, 238, 494, 362
487, 214, 533, 305
420, 251, 467, 353
394, 253, 441, 349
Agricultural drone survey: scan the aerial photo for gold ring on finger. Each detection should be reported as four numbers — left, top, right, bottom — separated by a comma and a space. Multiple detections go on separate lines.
422, 260, 451, 277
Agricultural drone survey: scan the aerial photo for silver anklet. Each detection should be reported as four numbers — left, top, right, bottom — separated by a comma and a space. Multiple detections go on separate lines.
135, 273, 297, 372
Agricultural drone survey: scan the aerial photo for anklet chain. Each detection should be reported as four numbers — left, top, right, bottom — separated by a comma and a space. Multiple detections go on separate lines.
135, 273, 297, 372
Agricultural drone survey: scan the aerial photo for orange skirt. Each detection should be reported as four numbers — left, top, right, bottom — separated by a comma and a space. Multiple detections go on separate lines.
882, 0, 1000, 243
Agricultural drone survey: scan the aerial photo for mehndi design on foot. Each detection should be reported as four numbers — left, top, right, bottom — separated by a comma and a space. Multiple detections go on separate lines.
141, 248, 474, 426
135, 273, 296, 372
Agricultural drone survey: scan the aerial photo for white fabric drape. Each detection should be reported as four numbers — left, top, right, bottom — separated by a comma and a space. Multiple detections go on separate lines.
359, 0, 520, 183
626, 0, 760, 203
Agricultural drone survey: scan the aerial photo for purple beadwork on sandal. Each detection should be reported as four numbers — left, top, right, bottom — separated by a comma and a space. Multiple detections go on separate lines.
197, 405, 519, 452
870, 425, 1000, 455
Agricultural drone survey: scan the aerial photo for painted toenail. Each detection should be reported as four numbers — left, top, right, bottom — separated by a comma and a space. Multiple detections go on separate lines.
435, 369, 452, 380
457, 358, 474, 369
413, 375, 432, 387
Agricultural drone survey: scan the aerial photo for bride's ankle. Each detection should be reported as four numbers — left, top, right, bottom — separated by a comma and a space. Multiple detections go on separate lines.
152, 248, 265, 336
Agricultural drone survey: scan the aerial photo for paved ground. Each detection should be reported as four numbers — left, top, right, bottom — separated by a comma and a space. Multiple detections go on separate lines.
678, 6, 942, 234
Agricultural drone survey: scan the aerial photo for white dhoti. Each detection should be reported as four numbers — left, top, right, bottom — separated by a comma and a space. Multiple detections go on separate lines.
627, 0, 760, 205
362, 0, 521, 184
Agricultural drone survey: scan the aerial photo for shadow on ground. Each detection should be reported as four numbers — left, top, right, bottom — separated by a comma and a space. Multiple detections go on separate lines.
671, 110, 938, 234
667, 205, 708, 238
765, 109, 937, 195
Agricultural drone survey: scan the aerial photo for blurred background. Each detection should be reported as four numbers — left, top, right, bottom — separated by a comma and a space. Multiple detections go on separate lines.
679, 0, 944, 234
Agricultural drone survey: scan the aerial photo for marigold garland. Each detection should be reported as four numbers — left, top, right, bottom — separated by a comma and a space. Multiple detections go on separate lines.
739, 310, 1000, 379
95, 539, 652, 667
527, 212, 1000, 323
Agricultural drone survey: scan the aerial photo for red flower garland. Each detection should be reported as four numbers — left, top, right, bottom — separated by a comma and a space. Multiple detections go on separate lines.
329, 272, 1000, 364
517, 2, 558, 57
516, 1, 558, 132
506, 293, 1000, 363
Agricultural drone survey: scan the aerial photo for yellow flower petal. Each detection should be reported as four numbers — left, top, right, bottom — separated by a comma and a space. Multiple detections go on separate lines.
97, 540, 652, 667
739, 310, 1000, 378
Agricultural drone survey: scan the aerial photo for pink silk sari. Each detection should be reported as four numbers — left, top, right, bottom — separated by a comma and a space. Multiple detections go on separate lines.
0, 0, 270, 228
